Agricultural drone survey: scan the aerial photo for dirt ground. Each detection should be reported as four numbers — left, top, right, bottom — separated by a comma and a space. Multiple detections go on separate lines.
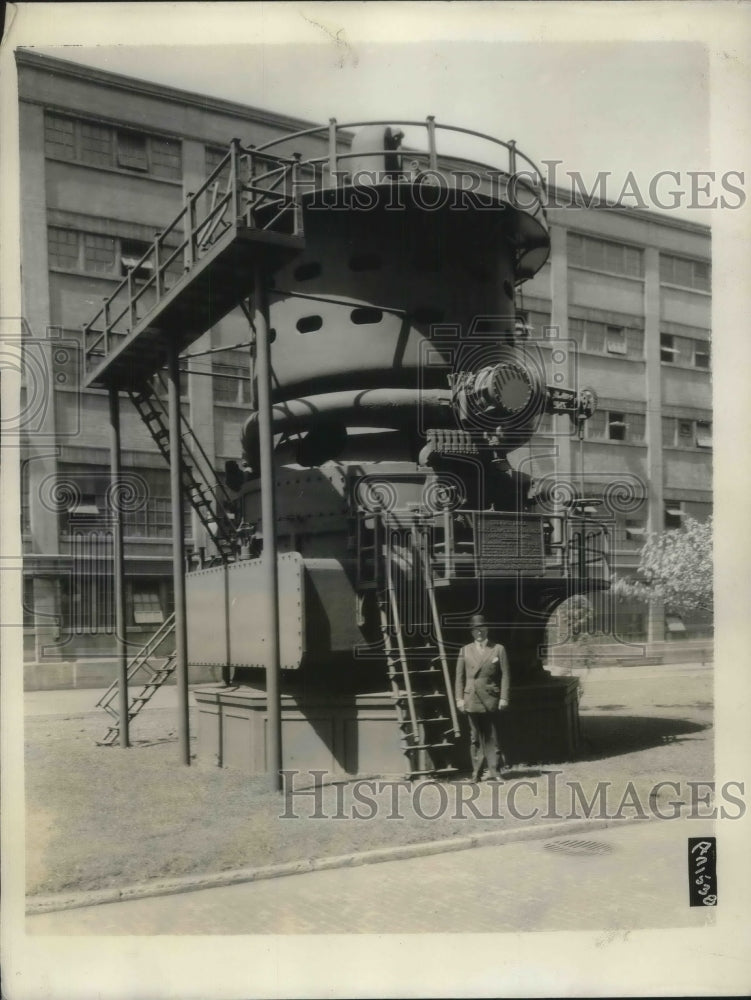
25, 665, 713, 897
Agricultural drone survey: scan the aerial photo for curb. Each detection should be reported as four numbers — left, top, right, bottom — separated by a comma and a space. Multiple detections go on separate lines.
26, 814, 648, 916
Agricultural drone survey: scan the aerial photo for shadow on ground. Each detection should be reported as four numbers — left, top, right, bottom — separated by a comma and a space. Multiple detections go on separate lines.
578, 714, 710, 761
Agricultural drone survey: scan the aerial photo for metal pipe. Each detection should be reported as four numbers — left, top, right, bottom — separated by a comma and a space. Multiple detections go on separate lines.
241, 388, 454, 466
108, 387, 129, 749
253, 264, 283, 790
168, 342, 191, 766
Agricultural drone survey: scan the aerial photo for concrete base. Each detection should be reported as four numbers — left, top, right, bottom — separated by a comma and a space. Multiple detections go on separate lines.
193, 675, 582, 777
193, 687, 407, 777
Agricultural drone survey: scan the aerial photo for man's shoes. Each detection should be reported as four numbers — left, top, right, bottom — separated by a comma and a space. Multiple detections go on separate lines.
483, 772, 504, 782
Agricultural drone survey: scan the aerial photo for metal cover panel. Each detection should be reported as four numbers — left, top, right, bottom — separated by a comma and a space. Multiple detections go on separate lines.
186, 552, 305, 669
227, 552, 305, 669
476, 515, 544, 575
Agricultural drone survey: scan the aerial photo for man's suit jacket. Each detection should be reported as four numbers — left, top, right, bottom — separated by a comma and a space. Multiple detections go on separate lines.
455, 641, 510, 713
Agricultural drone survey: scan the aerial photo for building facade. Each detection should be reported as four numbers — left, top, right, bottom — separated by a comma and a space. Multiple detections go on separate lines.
15, 50, 712, 678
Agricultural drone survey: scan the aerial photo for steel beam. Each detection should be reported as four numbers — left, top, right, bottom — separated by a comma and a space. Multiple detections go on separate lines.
108, 388, 129, 748
253, 270, 283, 790
168, 344, 191, 765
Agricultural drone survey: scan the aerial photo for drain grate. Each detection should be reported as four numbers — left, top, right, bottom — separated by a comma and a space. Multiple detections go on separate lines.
543, 838, 614, 856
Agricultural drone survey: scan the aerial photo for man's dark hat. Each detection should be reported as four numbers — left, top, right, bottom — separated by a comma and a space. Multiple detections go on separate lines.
469, 614, 488, 628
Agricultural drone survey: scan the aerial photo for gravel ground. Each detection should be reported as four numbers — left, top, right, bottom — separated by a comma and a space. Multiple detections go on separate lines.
25, 666, 713, 896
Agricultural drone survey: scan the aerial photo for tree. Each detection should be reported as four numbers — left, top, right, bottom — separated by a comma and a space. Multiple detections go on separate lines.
614, 515, 713, 617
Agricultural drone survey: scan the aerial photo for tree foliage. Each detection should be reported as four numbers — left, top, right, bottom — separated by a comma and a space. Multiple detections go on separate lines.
614, 516, 713, 616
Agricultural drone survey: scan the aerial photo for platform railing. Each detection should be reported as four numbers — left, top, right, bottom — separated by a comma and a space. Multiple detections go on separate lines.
82, 139, 302, 379
250, 117, 547, 220
356, 507, 609, 587
83, 118, 547, 380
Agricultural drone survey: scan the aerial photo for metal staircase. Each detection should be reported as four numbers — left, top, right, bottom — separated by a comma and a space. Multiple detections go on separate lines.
378, 517, 461, 778
128, 373, 238, 563
96, 614, 177, 746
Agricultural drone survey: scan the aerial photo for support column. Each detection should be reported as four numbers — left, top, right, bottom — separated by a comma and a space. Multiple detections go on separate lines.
108, 388, 129, 748
168, 343, 191, 765
253, 268, 282, 790
644, 247, 665, 644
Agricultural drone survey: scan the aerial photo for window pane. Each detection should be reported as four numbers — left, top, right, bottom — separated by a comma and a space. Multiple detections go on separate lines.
44, 113, 75, 159
693, 260, 710, 291
151, 136, 182, 179
694, 341, 711, 369
80, 121, 112, 166
627, 413, 645, 442
585, 321, 605, 353
678, 420, 693, 444
660, 333, 676, 363
696, 421, 712, 448
664, 502, 683, 530
205, 145, 231, 185
626, 328, 644, 358
586, 411, 606, 439
606, 326, 627, 355
662, 417, 676, 447
608, 412, 626, 441
83, 233, 116, 274
48, 227, 79, 268
212, 350, 251, 404
117, 130, 148, 171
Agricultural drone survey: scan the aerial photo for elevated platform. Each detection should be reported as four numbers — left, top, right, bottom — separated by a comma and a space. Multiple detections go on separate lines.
83, 118, 551, 392
84, 224, 303, 390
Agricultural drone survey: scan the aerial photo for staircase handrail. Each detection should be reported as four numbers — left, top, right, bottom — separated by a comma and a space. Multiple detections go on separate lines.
95, 612, 176, 710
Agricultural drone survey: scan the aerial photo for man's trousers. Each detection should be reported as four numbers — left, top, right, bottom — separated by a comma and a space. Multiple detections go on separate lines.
467, 711, 504, 779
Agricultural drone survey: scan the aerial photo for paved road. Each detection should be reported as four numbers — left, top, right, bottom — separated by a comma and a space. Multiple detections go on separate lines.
28, 818, 715, 936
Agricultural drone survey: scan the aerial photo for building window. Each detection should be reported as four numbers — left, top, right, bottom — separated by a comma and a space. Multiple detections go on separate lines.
608, 412, 627, 441
695, 421, 712, 449
44, 111, 182, 180
130, 585, 165, 625
660, 333, 677, 363
123, 496, 173, 538
117, 130, 148, 171
694, 341, 711, 369
212, 351, 252, 404
150, 137, 182, 180
663, 417, 713, 450
120, 239, 153, 280
677, 420, 694, 446
588, 409, 645, 444
205, 144, 230, 181
664, 502, 683, 530
48, 228, 181, 284
568, 232, 644, 278
569, 317, 643, 359
660, 331, 710, 368
624, 518, 647, 543
605, 326, 627, 355
660, 253, 711, 291
80, 120, 113, 167
83, 233, 116, 274
48, 227, 80, 268
44, 113, 75, 159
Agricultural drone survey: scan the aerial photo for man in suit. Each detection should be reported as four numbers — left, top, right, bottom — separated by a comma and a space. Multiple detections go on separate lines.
455, 613, 510, 781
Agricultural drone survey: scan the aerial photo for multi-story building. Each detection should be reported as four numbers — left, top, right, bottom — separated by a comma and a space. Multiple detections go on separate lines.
15, 50, 712, 683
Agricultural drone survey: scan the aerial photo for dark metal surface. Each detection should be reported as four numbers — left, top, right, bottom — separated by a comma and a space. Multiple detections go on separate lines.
108, 388, 129, 748
168, 343, 191, 766
254, 268, 283, 790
